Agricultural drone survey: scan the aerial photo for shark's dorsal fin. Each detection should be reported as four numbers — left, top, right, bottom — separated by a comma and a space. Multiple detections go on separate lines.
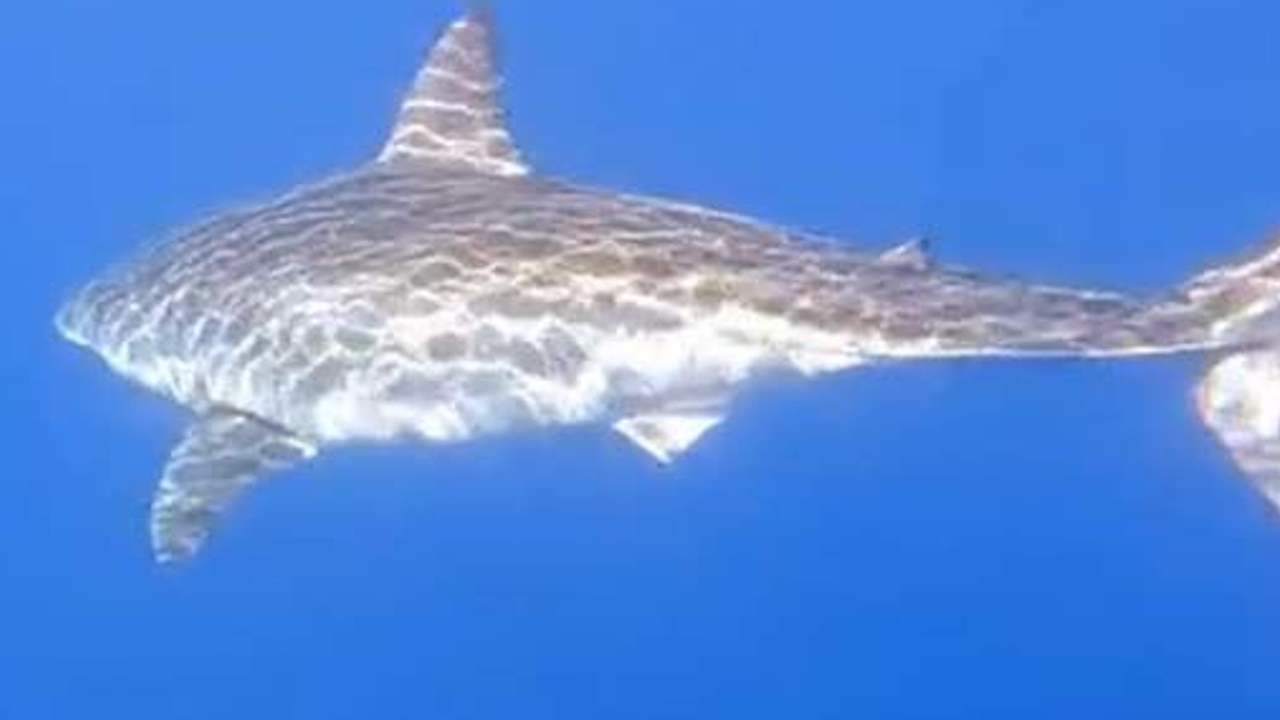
879, 237, 933, 270
377, 8, 529, 177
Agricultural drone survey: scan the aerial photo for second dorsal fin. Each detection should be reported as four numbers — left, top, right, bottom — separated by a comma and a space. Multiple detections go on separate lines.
377, 8, 529, 177
879, 237, 932, 270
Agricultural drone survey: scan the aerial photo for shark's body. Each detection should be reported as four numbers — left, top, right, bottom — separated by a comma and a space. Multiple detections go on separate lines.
56, 10, 1280, 562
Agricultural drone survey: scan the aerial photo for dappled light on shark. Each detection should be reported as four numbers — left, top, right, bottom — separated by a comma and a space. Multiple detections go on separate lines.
56, 8, 1280, 563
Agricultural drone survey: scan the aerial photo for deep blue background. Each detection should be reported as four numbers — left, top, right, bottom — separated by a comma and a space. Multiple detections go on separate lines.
5, 1, 1280, 717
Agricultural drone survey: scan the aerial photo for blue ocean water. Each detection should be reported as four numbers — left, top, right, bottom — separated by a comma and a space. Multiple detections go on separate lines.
5, 0, 1280, 717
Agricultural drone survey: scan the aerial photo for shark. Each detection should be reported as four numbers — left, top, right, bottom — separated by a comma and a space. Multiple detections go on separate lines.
56, 8, 1280, 563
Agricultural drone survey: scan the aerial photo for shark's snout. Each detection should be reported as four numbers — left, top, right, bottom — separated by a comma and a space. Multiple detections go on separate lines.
55, 279, 126, 350
55, 284, 94, 347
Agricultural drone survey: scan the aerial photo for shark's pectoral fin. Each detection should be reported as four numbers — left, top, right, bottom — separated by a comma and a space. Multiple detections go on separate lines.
613, 411, 725, 465
151, 410, 315, 564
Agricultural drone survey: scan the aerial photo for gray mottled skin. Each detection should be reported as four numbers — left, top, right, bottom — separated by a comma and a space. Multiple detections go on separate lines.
55, 9, 1280, 562
54, 166, 1213, 430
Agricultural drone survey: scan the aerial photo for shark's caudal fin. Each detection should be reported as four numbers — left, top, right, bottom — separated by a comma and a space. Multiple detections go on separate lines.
1198, 351, 1280, 507
1177, 232, 1280, 508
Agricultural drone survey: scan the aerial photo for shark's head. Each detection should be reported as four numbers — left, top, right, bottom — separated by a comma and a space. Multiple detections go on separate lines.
55, 264, 178, 401
56, 275, 130, 351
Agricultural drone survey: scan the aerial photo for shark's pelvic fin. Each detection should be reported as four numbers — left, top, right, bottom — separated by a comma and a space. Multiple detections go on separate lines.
378, 7, 529, 177
151, 410, 316, 563
614, 412, 724, 465
879, 237, 933, 270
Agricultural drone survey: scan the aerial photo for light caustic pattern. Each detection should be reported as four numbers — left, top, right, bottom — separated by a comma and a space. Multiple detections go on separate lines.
54, 8, 1280, 561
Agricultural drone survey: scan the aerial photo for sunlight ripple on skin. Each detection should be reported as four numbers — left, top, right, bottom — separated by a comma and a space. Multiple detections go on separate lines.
55, 8, 1280, 563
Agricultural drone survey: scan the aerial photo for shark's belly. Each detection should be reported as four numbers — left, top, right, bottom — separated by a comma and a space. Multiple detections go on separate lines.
213, 330, 756, 444
162, 312, 855, 446
268, 310, 864, 444
118, 252, 868, 444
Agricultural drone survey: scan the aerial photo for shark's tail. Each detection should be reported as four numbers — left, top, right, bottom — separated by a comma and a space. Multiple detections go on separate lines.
1171, 232, 1280, 507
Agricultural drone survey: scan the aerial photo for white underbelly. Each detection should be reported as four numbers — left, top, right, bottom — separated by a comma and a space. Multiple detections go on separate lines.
299, 307, 863, 445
